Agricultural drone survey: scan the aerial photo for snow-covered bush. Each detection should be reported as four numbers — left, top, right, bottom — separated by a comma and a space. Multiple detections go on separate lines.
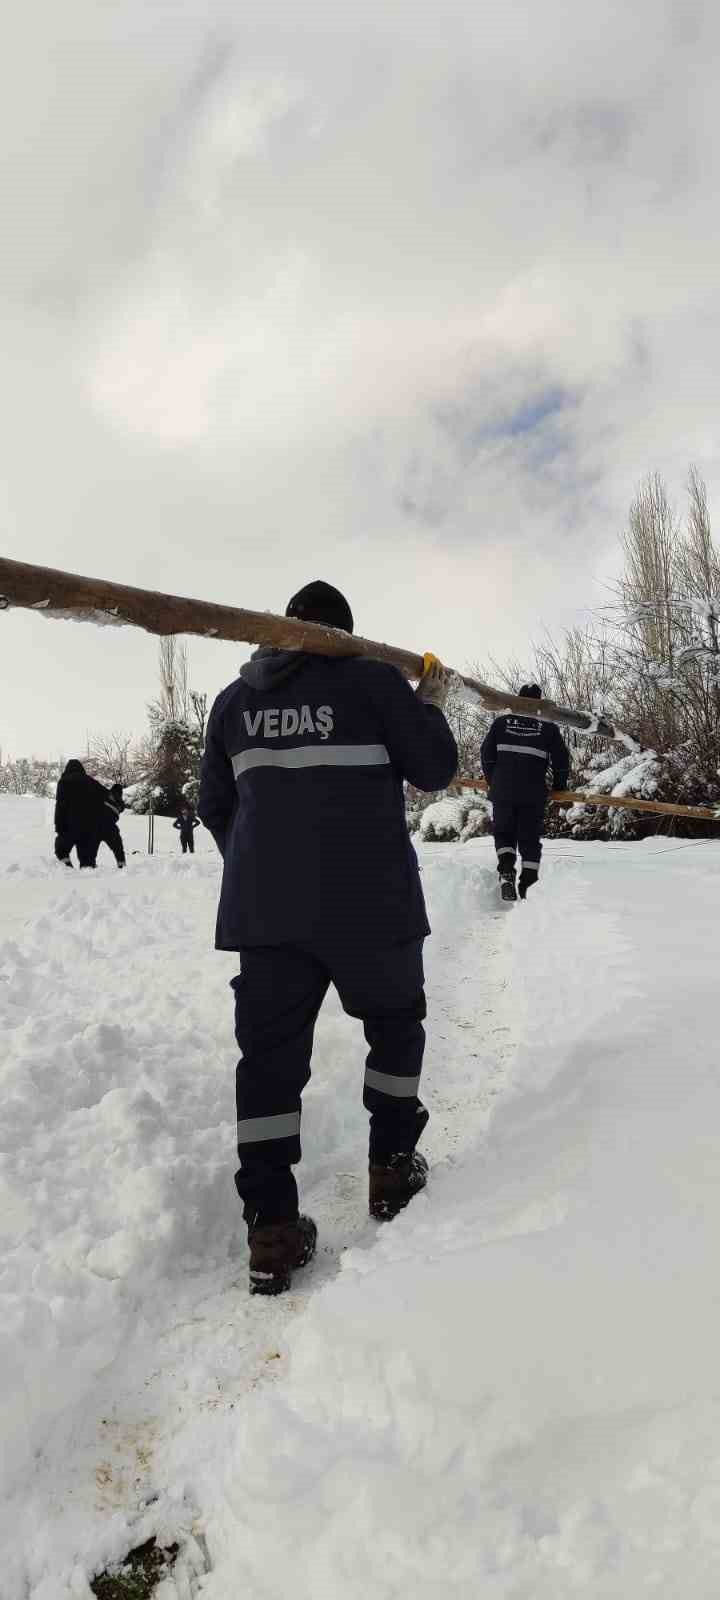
460, 799, 493, 841
418, 794, 491, 843
548, 744, 720, 841
418, 798, 467, 841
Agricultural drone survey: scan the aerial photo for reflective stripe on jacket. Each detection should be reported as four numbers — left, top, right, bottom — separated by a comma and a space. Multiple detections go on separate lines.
480, 713, 570, 802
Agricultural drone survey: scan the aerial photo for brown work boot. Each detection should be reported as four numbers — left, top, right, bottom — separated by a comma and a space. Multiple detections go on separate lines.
369, 1152, 428, 1221
248, 1215, 317, 1296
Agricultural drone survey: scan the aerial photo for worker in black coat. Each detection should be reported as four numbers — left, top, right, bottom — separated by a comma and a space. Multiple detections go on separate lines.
480, 684, 570, 900
199, 579, 458, 1294
99, 783, 126, 867
173, 806, 200, 853
54, 760, 111, 869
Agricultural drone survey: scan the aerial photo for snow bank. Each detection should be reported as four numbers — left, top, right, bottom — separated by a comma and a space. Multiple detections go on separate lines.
195, 838, 720, 1598
0, 801, 232, 1565
0, 800, 503, 1595
3, 796, 720, 1596
0, 865, 237, 1500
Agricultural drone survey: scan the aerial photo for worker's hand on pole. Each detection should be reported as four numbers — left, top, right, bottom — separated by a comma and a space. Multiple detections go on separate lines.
416, 652, 451, 711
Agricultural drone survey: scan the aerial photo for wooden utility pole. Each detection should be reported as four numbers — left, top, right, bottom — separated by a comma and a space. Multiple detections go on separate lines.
455, 778, 719, 823
0, 555, 623, 741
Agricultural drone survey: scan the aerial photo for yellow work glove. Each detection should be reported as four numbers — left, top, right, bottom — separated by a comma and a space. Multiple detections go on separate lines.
415, 652, 451, 711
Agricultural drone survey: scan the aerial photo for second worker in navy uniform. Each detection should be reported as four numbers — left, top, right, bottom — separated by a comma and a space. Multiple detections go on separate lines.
199, 579, 458, 1295
480, 682, 570, 902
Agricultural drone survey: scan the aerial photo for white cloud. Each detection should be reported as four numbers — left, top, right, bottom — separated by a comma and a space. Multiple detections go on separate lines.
2, 0, 720, 753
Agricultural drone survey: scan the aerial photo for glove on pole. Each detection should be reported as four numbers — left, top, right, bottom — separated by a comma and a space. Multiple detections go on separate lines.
415, 652, 451, 712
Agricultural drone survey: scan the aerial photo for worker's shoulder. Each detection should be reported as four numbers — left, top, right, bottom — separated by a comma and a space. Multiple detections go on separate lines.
209, 676, 252, 717
336, 655, 408, 690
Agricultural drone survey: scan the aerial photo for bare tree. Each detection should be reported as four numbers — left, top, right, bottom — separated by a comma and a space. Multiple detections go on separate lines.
677, 464, 720, 655
154, 636, 191, 725
601, 474, 689, 752
531, 626, 616, 761
620, 473, 682, 668
189, 689, 208, 745
84, 731, 141, 786
605, 469, 720, 769
684, 467, 720, 603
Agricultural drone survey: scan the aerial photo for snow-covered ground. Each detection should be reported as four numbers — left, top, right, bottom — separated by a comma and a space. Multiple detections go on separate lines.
2, 796, 720, 1597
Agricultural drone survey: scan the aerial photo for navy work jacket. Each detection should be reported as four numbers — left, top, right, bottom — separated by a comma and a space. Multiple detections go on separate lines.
199, 649, 458, 949
481, 712, 570, 804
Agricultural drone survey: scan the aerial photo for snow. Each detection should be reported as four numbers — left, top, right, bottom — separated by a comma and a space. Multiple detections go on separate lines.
32, 605, 127, 628
2, 797, 720, 1596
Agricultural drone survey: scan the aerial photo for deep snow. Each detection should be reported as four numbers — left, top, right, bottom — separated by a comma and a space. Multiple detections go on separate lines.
2, 796, 720, 1597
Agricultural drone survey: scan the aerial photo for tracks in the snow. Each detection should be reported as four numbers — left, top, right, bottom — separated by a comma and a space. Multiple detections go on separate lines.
7, 848, 521, 1595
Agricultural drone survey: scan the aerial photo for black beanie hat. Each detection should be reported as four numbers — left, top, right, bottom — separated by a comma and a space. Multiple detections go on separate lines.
286, 580, 354, 634
518, 683, 542, 700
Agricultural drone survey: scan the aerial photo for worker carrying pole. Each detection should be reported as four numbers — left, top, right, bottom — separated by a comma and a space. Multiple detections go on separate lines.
480, 682, 570, 902
198, 579, 458, 1294
0, 554, 623, 742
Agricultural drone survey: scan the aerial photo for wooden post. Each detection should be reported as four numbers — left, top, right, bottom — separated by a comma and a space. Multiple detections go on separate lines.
454, 777, 719, 823
0, 554, 623, 742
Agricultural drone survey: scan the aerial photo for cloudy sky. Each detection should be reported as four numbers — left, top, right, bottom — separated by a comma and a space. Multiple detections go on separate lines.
2, 0, 720, 757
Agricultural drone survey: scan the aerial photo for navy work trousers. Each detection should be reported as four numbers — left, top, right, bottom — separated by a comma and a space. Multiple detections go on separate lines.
100, 823, 125, 866
231, 939, 428, 1225
492, 795, 545, 874
54, 831, 99, 868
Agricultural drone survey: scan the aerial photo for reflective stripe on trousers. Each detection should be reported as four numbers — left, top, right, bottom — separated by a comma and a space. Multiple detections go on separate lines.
364, 1067, 421, 1098
236, 1111, 301, 1145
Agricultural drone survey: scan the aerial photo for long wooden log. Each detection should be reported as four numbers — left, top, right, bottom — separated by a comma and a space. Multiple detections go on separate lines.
0, 553, 624, 741
455, 777, 719, 822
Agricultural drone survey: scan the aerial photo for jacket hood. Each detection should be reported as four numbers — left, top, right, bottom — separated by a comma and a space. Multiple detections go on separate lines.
62, 760, 87, 780
239, 646, 309, 692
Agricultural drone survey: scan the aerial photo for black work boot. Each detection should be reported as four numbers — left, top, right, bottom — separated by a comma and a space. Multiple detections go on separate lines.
518, 867, 539, 900
499, 869, 517, 903
369, 1152, 428, 1221
248, 1215, 317, 1296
